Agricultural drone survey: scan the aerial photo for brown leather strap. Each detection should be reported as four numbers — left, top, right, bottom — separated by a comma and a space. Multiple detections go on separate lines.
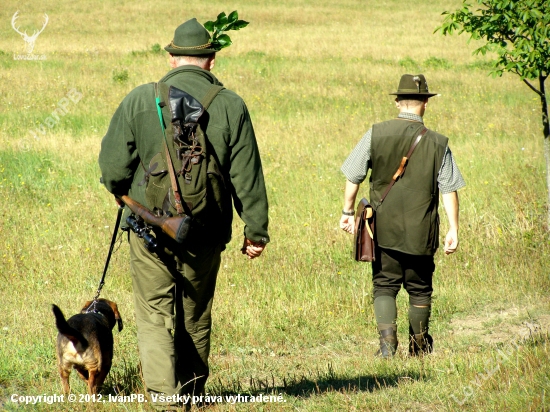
379, 127, 428, 204
164, 142, 185, 215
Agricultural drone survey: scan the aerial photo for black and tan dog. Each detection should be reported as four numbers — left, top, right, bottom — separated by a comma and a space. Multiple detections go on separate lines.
52, 299, 123, 394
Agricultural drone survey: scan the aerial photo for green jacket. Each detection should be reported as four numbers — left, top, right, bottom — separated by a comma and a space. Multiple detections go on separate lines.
370, 119, 447, 255
99, 65, 269, 245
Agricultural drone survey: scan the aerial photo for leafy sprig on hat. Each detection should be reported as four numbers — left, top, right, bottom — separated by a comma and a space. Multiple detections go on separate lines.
204, 11, 249, 51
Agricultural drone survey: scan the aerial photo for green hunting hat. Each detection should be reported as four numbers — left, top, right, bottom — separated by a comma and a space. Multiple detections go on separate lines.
390, 74, 437, 97
164, 18, 217, 56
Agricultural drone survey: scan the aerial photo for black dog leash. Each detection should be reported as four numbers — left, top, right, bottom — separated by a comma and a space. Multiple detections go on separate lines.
87, 206, 123, 313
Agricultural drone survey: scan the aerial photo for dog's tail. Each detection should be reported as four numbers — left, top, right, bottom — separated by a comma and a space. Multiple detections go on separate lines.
52, 304, 88, 349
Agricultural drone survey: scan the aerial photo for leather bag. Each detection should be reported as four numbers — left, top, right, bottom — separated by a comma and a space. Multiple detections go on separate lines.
354, 198, 375, 262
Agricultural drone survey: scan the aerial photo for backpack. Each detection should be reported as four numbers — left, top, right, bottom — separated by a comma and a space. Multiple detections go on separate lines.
143, 82, 230, 241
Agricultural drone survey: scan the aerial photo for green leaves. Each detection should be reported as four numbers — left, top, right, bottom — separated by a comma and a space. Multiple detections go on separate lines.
436, 0, 550, 82
204, 11, 249, 51
216, 34, 232, 48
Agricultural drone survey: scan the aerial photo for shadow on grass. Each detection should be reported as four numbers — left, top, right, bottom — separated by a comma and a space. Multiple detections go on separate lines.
208, 363, 423, 399
100, 360, 422, 400
101, 359, 144, 396
101, 332, 550, 401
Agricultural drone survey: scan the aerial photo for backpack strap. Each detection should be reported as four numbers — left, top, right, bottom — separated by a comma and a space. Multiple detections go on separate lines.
200, 84, 224, 110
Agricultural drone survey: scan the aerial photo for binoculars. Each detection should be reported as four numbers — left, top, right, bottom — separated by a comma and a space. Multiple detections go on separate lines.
125, 214, 158, 251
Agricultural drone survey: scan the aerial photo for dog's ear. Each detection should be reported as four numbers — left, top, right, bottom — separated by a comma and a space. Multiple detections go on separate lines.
81, 300, 93, 313
107, 301, 124, 332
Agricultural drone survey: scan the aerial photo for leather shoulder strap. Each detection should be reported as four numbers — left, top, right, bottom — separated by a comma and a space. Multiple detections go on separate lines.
379, 127, 428, 204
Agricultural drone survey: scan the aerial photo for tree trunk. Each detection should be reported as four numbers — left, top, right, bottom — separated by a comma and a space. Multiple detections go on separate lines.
545, 136, 550, 230
540, 75, 550, 230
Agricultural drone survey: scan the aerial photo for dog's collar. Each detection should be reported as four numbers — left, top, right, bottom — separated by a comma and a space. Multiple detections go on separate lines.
86, 300, 104, 316
85, 304, 107, 319
86, 309, 106, 318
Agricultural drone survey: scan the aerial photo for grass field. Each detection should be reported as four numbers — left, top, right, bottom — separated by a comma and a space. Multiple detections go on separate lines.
0, 0, 549, 411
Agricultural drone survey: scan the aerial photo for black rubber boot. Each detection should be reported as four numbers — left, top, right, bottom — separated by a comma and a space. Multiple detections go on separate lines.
409, 329, 433, 356
375, 325, 398, 358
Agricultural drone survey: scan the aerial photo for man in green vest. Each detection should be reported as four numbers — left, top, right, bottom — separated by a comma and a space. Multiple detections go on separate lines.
99, 17, 269, 410
340, 74, 465, 357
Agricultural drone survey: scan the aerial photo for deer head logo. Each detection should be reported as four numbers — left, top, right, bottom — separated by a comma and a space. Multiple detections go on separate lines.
11, 11, 49, 55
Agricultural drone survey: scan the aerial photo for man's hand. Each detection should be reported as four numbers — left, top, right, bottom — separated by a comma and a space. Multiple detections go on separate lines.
241, 238, 266, 259
340, 180, 360, 234
442, 191, 460, 255
444, 228, 459, 255
340, 214, 355, 234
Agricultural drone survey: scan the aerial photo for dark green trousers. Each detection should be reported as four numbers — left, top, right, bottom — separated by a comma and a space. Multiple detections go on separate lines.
129, 231, 222, 406
372, 247, 435, 306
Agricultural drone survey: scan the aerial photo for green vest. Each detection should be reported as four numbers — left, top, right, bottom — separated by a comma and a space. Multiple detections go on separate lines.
369, 119, 448, 255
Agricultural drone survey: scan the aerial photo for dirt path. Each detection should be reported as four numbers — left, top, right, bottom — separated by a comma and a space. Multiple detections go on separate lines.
449, 304, 550, 346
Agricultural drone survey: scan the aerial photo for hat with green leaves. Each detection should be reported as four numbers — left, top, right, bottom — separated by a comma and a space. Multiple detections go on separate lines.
165, 12, 248, 56
165, 18, 216, 56
390, 74, 437, 97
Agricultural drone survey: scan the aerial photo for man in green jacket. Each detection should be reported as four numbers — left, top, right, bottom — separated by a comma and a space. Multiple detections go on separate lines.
340, 74, 464, 358
99, 18, 269, 409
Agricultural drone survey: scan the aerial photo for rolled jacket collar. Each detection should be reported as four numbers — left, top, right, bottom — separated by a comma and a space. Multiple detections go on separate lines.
161, 65, 224, 86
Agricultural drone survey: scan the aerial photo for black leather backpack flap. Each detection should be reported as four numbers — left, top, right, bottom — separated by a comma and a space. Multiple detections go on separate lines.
168, 86, 204, 124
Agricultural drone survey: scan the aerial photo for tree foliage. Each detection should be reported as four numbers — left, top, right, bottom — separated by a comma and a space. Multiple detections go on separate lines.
437, 0, 550, 229
437, 0, 549, 81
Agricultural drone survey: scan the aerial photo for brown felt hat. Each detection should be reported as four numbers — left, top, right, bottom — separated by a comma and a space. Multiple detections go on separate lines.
390, 74, 437, 97
164, 18, 217, 56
